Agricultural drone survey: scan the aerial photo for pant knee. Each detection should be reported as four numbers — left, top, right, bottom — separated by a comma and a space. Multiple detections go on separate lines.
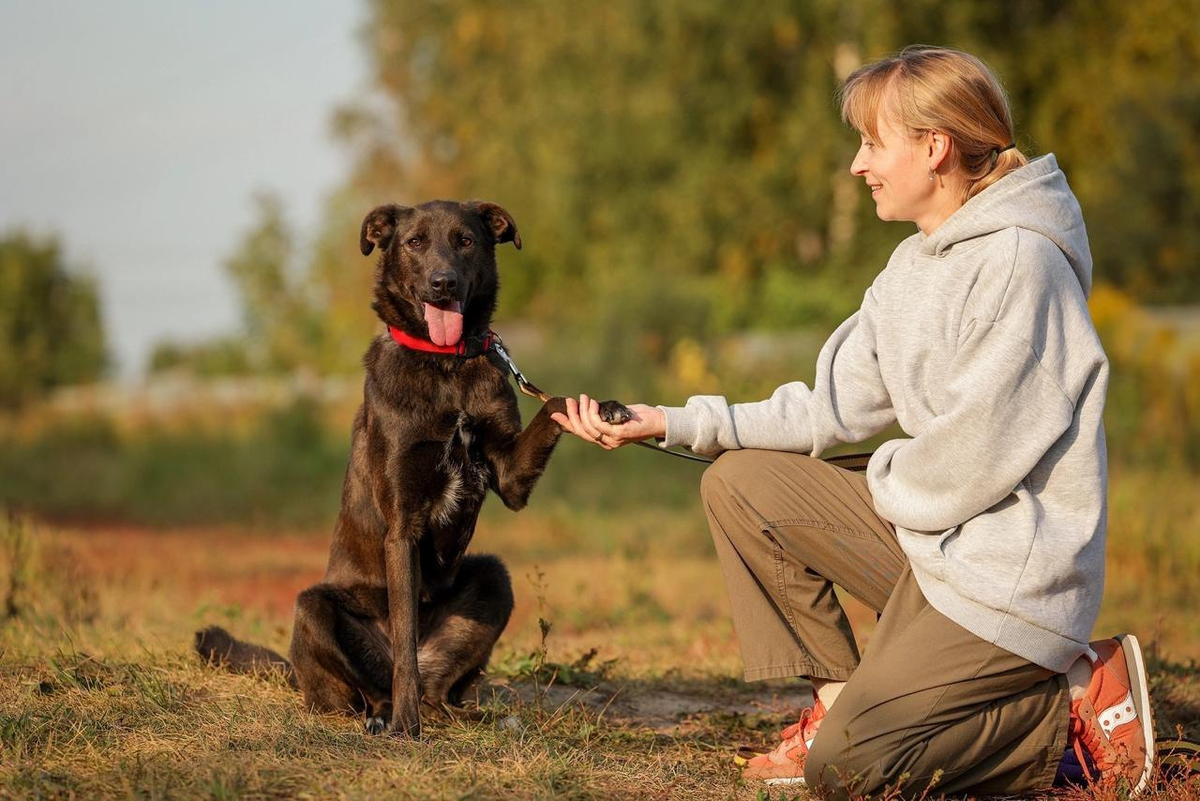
699, 449, 761, 507
803, 735, 836, 793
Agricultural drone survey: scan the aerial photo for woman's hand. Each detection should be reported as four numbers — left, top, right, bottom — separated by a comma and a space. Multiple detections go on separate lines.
551, 394, 666, 450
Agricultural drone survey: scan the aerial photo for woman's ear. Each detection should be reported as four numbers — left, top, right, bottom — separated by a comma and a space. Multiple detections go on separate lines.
928, 130, 954, 173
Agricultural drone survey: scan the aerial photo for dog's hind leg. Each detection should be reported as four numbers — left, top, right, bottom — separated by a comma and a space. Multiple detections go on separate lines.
290, 584, 394, 731
417, 554, 514, 706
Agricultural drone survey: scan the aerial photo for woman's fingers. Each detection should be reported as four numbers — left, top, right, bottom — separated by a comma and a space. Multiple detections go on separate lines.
551, 394, 646, 451
577, 394, 610, 446
583, 397, 620, 449
564, 396, 589, 439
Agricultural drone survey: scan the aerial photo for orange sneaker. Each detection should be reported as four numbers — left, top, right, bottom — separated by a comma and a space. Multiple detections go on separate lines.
1067, 634, 1155, 795
741, 694, 827, 786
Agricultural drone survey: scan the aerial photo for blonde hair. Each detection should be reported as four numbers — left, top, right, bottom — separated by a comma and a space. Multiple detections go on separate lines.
839, 46, 1029, 202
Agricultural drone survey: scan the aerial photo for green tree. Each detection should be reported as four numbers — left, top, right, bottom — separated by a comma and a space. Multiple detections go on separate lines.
332, 0, 1200, 328
0, 232, 108, 408
150, 194, 328, 377
178, 0, 1200, 382
222, 194, 324, 374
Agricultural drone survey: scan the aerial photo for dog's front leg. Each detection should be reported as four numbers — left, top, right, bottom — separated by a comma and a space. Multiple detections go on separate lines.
384, 529, 422, 737
482, 397, 569, 511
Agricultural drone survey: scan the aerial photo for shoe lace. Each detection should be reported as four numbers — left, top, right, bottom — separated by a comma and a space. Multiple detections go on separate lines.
776, 699, 826, 748
1069, 704, 1113, 779
778, 707, 813, 743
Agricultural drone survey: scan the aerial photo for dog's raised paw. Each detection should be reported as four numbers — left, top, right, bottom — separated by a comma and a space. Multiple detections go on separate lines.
598, 400, 634, 425
365, 716, 387, 736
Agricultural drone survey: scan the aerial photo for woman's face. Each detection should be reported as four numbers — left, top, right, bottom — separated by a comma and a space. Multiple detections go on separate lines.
849, 107, 937, 228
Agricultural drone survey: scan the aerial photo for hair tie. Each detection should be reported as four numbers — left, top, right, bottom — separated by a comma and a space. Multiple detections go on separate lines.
989, 142, 1016, 168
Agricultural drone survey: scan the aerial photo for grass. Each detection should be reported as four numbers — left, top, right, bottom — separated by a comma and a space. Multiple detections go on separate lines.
1, 302, 1198, 796
2, 498, 1198, 799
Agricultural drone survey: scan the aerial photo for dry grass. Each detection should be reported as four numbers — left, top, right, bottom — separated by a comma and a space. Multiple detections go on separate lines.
1, 490, 1197, 799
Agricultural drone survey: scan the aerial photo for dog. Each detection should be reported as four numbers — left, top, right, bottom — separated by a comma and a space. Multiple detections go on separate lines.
196, 199, 629, 736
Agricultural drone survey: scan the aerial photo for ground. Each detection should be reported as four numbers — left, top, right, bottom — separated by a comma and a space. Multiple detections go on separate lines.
1, 519, 1197, 799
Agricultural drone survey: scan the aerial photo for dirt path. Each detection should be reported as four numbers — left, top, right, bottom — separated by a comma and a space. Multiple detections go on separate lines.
495, 679, 812, 733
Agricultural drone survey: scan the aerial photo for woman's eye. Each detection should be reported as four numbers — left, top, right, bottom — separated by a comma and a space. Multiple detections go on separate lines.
459, 236, 473, 247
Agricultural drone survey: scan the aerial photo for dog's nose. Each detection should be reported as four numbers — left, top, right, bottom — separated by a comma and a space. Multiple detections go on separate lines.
430, 271, 458, 296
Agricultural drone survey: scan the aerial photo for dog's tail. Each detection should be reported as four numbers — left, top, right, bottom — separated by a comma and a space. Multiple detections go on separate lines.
194, 625, 298, 688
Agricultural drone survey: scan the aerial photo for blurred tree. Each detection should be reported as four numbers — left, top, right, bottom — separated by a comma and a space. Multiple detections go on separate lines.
0, 232, 108, 408
146, 336, 252, 377
222, 194, 324, 374
175, 0, 1200, 382
153, 194, 326, 377
328, 0, 1199, 337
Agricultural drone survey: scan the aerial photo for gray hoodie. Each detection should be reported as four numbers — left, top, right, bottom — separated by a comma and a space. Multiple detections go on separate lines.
661, 154, 1108, 673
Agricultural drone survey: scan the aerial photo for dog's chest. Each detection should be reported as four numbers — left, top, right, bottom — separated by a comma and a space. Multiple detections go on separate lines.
428, 412, 490, 528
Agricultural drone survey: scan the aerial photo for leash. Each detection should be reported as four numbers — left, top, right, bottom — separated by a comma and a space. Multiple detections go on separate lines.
485, 333, 873, 472
486, 335, 712, 463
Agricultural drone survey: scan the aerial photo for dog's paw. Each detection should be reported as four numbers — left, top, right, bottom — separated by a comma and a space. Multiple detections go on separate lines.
365, 716, 387, 736
388, 708, 422, 738
598, 400, 634, 425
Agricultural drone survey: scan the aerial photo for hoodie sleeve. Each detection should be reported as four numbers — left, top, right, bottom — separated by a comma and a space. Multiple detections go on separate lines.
658, 284, 896, 457
865, 232, 1107, 532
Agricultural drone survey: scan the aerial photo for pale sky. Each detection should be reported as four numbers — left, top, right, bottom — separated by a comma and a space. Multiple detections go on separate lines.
0, 1, 369, 377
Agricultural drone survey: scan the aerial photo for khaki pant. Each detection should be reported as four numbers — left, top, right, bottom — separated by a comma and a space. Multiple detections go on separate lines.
701, 449, 1069, 798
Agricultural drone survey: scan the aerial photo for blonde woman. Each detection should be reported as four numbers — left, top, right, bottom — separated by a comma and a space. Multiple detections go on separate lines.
554, 46, 1156, 797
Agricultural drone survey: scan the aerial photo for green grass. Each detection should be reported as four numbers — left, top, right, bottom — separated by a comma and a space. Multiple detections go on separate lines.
1, 510, 1197, 799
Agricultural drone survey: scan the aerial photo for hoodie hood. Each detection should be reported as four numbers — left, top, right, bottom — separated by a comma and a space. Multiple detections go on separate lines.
919, 154, 1093, 296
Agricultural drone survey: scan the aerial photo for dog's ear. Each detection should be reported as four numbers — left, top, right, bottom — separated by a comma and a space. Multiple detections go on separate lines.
469, 201, 521, 250
360, 204, 412, 256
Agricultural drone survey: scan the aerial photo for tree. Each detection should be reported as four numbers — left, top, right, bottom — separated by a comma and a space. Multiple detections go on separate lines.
0, 232, 108, 408
151, 194, 328, 377
332, 0, 1200, 326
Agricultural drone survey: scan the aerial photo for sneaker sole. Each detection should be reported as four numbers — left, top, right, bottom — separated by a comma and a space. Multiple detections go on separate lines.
1116, 633, 1156, 795
763, 776, 806, 786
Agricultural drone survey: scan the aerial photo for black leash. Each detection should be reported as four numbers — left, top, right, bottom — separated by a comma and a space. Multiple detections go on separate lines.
485, 333, 872, 472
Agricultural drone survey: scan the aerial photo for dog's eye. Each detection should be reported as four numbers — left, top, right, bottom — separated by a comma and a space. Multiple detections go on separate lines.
406, 237, 422, 248
459, 236, 473, 248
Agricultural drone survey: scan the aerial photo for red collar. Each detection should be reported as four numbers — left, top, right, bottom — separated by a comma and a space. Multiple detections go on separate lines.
388, 325, 495, 357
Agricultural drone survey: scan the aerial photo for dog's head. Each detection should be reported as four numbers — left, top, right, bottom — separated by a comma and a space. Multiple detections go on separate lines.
360, 200, 520, 346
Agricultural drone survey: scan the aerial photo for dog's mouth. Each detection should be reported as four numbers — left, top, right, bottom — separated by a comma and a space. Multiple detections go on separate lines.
422, 299, 463, 347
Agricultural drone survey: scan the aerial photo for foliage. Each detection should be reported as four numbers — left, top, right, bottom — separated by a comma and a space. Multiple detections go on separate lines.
0, 399, 347, 528
1090, 284, 1200, 470
314, 0, 1200, 350
0, 231, 108, 408
147, 335, 253, 377
167, 1, 1200, 385
148, 195, 327, 377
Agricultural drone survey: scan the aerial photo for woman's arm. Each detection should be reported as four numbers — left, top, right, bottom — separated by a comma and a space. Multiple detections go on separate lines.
655, 283, 896, 457
556, 282, 896, 455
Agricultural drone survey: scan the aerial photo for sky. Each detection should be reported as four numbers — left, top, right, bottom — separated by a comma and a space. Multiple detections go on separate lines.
0, 1, 368, 377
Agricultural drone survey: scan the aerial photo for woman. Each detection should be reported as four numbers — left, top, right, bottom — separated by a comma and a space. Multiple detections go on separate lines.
552, 46, 1155, 797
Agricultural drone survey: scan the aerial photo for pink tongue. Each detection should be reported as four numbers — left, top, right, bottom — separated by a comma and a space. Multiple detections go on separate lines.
423, 301, 463, 346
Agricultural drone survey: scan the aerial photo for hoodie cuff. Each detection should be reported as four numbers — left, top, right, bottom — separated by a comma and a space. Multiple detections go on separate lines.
657, 405, 697, 450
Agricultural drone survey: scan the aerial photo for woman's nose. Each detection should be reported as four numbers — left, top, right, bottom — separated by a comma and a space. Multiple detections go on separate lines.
850, 147, 868, 176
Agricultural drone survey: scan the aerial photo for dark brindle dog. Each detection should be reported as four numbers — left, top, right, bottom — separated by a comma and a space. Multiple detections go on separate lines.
196, 200, 629, 736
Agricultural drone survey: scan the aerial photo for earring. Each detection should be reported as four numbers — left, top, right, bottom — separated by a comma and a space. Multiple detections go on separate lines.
928, 169, 935, 182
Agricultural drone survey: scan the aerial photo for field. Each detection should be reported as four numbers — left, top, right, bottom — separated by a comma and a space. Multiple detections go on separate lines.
3, 304, 1199, 798
2, 450, 1198, 798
